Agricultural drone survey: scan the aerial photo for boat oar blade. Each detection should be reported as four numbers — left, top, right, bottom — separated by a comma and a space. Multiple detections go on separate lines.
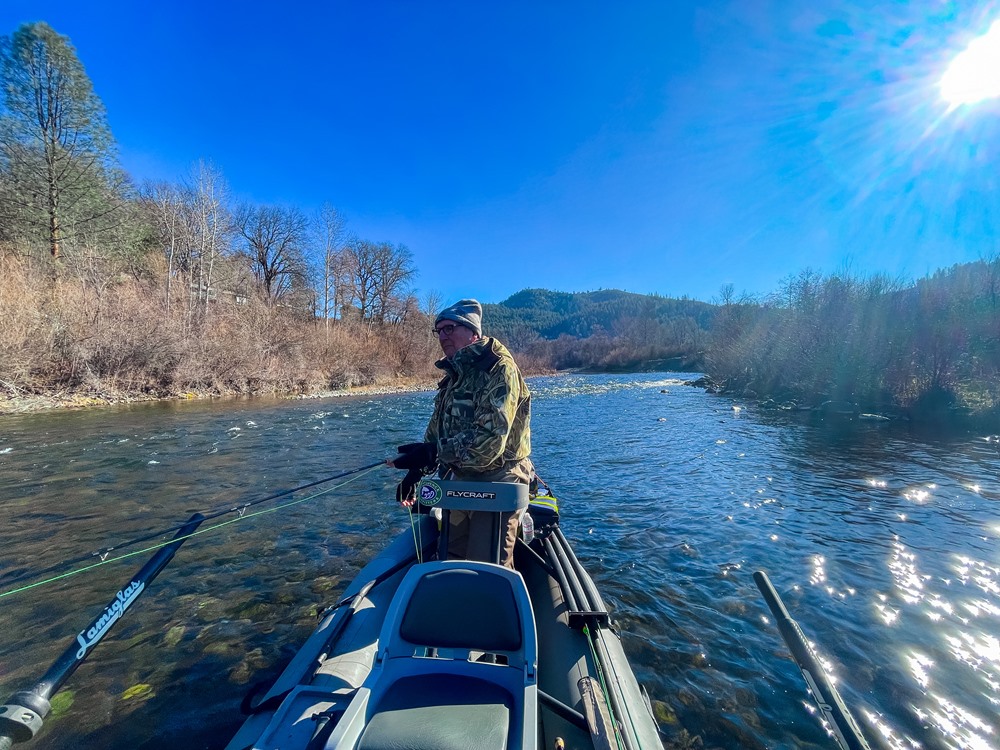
754, 570, 872, 750
0, 512, 205, 748
578, 677, 617, 750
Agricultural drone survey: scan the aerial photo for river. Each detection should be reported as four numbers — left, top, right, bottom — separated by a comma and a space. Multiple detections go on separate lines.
1, 373, 998, 750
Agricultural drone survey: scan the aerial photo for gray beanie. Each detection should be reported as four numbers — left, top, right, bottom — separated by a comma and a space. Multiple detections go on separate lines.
436, 299, 483, 336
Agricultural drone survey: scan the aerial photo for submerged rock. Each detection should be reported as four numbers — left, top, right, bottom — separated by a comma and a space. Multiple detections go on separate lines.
651, 699, 678, 725
227, 597, 282, 621
817, 400, 857, 416
310, 575, 342, 595
120, 683, 155, 701
665, 729, 704, 750
164, 625, 185, 648
229, 647, 269, 685
49, 690, 75, 717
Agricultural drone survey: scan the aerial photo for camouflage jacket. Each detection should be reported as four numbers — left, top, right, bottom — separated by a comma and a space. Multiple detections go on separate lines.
424, 337, 532, 481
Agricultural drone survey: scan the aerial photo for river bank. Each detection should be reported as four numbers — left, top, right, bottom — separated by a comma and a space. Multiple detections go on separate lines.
0, 378, 438, 416
0, 360, 564, 416
683, 375, 1000, 434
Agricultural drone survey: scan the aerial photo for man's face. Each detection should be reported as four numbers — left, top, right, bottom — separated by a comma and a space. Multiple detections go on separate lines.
434, 321, 479, 358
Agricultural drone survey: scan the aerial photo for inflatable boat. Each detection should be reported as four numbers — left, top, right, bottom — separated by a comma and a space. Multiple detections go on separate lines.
224, 478, 663, 750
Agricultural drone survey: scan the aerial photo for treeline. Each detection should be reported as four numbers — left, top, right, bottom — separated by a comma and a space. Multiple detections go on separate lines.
707, 265, 1000, 419
0, 22, 444, 399
476, 270, 1000, 420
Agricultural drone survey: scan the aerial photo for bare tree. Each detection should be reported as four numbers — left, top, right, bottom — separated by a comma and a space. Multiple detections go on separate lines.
422, 290, 443, 320
413, 290, 444, 362
340, 240, 418, 325
234, 202, 308, 306
141, 179, 190, 311
139, 162, 232, 317
373, 242, 417, 324
191, 162, 229, 306
343, 238, 376, 322
315, 203, 348, 331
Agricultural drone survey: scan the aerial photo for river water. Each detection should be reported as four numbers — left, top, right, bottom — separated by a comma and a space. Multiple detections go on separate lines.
1, 373, 998, 750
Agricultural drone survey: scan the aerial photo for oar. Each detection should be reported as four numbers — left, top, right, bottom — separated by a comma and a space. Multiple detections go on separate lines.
753, 571, 872, 750
0, 513, 205, 749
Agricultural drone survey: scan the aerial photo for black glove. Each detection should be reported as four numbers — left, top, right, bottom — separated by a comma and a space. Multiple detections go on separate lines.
396, 468, 423, 506
393, 442, 438, 471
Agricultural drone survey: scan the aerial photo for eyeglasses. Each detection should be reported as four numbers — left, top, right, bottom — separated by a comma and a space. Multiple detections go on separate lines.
433, 323, 461, 337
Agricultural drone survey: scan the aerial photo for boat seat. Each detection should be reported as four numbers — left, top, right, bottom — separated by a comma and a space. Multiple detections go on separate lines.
322, 562, 538, 750
356, 674, 510, 750
397, 565, 524, 652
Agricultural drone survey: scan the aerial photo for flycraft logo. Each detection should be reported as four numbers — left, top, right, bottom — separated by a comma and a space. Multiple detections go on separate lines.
419, 481, 443, 506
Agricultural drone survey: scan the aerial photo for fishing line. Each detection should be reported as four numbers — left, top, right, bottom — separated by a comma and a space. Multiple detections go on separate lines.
0, 463, 385, 600
406, 504, 424, 564
0, 461, 385, 590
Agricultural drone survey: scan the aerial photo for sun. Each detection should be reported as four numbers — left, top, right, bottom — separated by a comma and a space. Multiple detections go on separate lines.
939, 20, 1000, 107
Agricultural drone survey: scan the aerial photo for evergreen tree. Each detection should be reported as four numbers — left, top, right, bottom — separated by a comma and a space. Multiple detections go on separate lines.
0, 22, 121, 258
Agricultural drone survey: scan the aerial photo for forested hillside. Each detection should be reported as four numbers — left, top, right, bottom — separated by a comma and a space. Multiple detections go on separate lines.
486, 288, 714, 338
483, 289, 712, 371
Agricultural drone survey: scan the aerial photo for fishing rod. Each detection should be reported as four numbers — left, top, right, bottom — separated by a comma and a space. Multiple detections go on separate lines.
753, 570, 872, 750
0, 513, 205, 749
0, 459, 390, 746
0, 461, 386, 594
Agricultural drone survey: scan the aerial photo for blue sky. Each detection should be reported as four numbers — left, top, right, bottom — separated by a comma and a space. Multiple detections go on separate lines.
2, 1, 998, 305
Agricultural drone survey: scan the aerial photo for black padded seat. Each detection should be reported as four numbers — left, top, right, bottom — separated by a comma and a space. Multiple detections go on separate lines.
357, 674, 512, 750
400, 568, 522, 651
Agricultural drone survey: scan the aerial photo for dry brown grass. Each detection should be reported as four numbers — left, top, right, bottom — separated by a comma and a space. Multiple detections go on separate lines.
0, 256, 66, 394
0, 254, 441, 403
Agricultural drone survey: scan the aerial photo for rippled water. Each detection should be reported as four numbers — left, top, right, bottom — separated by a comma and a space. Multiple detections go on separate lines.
1, 374, 999, 750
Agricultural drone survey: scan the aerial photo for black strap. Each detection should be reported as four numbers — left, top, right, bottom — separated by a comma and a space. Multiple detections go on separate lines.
239, 681, 290, 715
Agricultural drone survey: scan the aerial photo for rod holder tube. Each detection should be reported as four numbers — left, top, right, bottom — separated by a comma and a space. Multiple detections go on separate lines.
549, 531, 589, 612
543, 536, 582, 614
554, 527, 609, 615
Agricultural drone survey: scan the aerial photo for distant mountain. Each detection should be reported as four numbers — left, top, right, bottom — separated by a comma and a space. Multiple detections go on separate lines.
483, 288, 716, 341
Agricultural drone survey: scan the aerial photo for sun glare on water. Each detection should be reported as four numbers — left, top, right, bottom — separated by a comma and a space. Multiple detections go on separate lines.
940, 20, 1000, 107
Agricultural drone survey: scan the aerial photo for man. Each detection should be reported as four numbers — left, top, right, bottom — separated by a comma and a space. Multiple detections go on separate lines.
391, 299, 532, 568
